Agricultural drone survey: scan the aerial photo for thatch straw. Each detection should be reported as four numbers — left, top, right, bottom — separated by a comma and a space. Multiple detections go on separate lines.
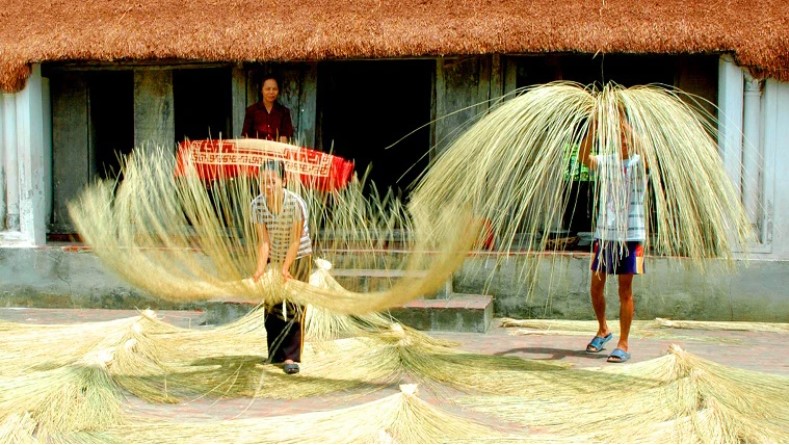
2, 0, 788, 94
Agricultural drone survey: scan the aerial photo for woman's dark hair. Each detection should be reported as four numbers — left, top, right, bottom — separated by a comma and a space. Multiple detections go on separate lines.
259, 159, 285, 179
259, 73, 281, 89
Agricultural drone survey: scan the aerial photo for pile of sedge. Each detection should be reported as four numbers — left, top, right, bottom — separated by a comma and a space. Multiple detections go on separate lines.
500, 317, 789, 333
0, 341, 124, 442
97, 384, 516, 444
0, 315, 141, 376
461, 345, 789, 443
499, 317, 772, 343
0, 412, 38, 444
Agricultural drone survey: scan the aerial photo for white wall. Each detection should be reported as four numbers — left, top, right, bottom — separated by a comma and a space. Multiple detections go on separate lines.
760, 79, 789, 258
718, 55, 789, 260
0, 64, 50, 246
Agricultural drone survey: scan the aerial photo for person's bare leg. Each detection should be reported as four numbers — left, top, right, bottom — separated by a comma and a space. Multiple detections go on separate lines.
617, 274, 635, 352
590, 271, 611, 343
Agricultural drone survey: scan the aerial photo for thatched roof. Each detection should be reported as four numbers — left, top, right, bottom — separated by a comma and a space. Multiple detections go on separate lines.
1, 0, 787, 92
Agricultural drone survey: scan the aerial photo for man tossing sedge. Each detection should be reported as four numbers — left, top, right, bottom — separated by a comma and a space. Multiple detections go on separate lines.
578, 108, 647, 363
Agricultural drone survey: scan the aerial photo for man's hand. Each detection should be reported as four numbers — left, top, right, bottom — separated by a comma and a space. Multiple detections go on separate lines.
281, 267, 293, 281
252, 270, 265, 282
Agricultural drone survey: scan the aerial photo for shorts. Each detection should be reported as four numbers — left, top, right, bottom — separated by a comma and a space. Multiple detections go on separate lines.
590, 240, 645, 275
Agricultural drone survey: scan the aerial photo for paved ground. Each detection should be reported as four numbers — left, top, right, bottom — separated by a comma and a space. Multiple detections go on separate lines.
1, 307, 787, 441
4, 307, 785, 374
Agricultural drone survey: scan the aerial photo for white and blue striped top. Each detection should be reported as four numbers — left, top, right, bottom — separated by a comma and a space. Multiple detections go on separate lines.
593, 154, 647, 242
250, 190, 312, 263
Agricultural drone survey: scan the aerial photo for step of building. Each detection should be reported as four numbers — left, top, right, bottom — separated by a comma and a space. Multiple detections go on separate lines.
387, 293, 494, 333
331, 268, 453, 298
330, 268, 492, 332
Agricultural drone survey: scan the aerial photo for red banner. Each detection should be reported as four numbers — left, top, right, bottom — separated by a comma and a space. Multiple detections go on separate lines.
175, 139, 355, 192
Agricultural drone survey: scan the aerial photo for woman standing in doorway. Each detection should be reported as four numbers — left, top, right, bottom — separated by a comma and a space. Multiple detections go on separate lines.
251, 159, 312, 374
242, 74, 294, 143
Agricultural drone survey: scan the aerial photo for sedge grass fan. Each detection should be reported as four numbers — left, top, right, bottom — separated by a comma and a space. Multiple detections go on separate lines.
68, 144, 477, 313
98, 384, 512, 444
460, 345, 789, 443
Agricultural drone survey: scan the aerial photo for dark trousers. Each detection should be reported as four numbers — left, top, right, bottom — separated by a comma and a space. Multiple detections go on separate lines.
264, 255, 312, 363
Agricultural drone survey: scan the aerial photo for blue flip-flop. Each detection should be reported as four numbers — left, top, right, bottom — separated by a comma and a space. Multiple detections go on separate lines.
585, 333, 613, 353
607, 348, 631, 363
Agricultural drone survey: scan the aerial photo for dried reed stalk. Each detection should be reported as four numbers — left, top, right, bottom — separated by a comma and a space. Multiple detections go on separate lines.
100, 384, 510, 444
68, 145, 477, 313
0, 316, 141, 375
500, 317, 758, 343
69, 83, 751, 317
0, 350, 124, 442
416, 82, 753, 297
462, 345, 789, 443
0, 412, 38, 444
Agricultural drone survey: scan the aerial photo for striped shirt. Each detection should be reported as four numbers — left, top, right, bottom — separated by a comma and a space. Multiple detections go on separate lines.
250, 190, 312, 263
593, 154, 646, 242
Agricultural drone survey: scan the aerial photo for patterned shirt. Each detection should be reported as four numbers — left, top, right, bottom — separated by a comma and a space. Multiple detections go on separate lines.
250, 190, 312, 263
593, 154, 646, 242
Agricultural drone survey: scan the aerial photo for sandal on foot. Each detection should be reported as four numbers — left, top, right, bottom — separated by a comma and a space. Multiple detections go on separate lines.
585, 333, 613, 353
283, 363, 300, 374
607, 348, 631, 363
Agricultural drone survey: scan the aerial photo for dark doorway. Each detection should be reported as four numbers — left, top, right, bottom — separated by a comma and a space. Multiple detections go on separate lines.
515, 54, 677, 88
174, 68, 232, 142
317, 60, 433, 197
89, 71, 134, 180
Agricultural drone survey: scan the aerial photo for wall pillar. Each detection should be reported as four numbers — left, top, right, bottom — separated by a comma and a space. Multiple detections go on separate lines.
0, 95, 5, 227
3, 94, 19, 231
231, 65, 247, 138
717, 55, 744, 197
279, 62, 318, 147
718, 55, 784, 256
15, 64, 48, 245
758, 79, 789, 257
133, 69, 174, 152
432, 55, 502, 157
742, 73, 763, 234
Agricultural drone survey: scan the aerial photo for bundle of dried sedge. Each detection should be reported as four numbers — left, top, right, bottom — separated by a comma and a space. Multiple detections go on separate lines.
298, 322, 573, 399
653, 318, 789, 333
414, 82, 753, 292
0, 348, 124, 443
68, 146, 477, 313
499, 317, 756, 343
0, 412, 38, 444
69, 82, 751, 314
462, 345, 789, 443
126, 318, 571, 402
99, 384, 513, 444
107, 310, 400, 401
0, 309, 266, 404
0, 315, 142, 376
